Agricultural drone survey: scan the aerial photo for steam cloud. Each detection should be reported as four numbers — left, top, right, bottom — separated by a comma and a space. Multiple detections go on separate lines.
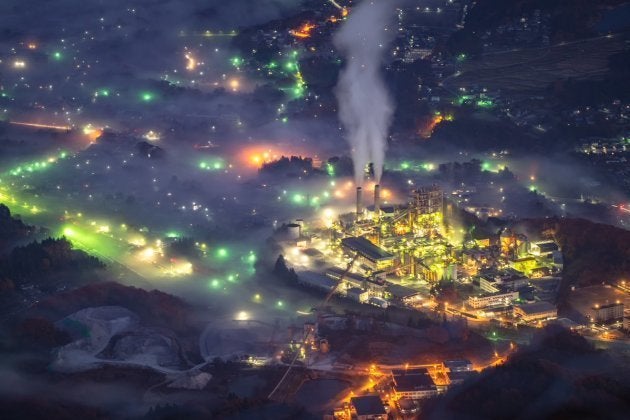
334, 0, 397, 185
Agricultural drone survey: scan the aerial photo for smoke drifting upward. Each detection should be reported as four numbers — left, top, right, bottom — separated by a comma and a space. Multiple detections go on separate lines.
334, 0, 397, 185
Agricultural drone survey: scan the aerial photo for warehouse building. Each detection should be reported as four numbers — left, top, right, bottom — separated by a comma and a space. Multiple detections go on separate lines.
391, 368, 438, 400
513, 301, 557, 322
341, 236, 395, 271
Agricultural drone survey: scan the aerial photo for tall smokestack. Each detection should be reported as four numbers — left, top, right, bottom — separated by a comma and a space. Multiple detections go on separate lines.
374, 184, 381, 216
333, 1, 397, 184
356, 186, 363, 217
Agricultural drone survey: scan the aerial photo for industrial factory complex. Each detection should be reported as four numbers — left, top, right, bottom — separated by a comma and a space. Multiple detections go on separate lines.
280, 182, 567, 331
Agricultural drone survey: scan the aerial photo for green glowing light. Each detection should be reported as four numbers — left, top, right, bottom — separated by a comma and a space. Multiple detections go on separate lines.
63, 227, 75, 236
52, 51, 62, 60
277, 300, 284, 307
292, 86, 304, 98
199, 159, 225, 171
476, 99, 493, 108
455, 95, 471, 106
529, 185, 537, 192
457, 53, 466, 62
140, 92, 155, 102
247, 252, 256, 263
482, 162, 491, 171
400, 161, 410, 170
285, 61, 295, 71
98, 89, 110, 97
326, 163, 335, 177
209, 279, 220, 289
292, 194, 304, 204
268, 61, 278, 69
217, 248, 228, 258
230, 56, 243, 67
165, 231, 180, 238
281, 117, 288, 124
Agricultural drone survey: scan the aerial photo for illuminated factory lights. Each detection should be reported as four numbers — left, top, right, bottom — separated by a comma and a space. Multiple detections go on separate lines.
216, 248, 229, 259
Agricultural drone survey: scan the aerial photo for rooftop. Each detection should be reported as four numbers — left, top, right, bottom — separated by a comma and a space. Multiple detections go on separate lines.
393, 373, 437, 392
392, 367, 429, 376
341, 236, 394, 261
515, 301, 556, 314
350, 395, 387, 416
386, 283, 420, 299
534, 241, 559, 253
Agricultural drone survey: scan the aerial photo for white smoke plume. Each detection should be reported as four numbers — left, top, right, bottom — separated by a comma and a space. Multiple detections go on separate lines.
334, 0, 397, 185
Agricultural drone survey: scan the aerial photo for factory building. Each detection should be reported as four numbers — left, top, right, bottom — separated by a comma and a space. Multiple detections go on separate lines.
513, 301, 557, 322
340, 236, 395, 271
590, 302, 624, 324
295, 271, 337, 292
326, 267, 386, 298
529, 241, 559, 256
335, 184, 454, 283
479, 272, 528, 293
468, 290, 519, 309
345, 287, 369, 303
349, 395, 387, 420
391, 368, 438, 400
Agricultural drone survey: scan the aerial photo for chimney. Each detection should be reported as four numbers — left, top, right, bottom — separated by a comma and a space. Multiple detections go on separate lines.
356, 186, 363, 217
374, 184, 381, 216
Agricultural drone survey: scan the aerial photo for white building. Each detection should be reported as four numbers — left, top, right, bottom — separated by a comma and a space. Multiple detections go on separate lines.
468, 291, 519, 309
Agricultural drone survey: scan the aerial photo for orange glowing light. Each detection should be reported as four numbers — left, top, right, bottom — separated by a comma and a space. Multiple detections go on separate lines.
229, 78, 240, 91
9, 121, 71, 131
342, 7, 349, 17
185, 53, 197, 71
27, 43, 38, 50
290, 22, 316, 39
418, 114, 445, 139
82, 124, 103, 142
238, 145, 309, 170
